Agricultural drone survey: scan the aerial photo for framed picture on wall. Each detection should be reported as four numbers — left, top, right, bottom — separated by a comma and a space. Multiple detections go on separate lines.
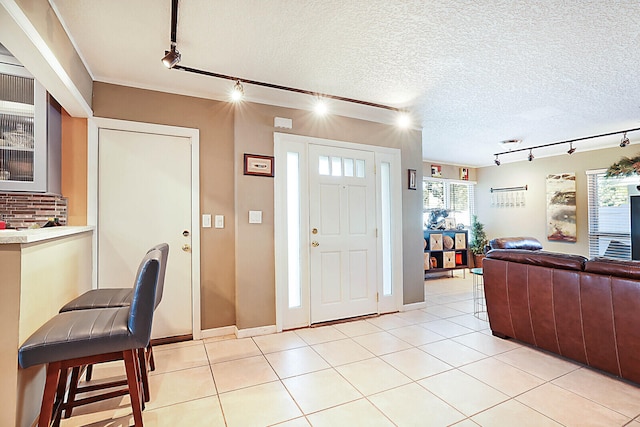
460, 167, 469, 180
408, 169, 417, 190
244, 154, 275, 177
431, 164, 442, 177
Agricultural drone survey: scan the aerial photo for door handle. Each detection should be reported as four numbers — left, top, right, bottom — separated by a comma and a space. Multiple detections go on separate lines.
182, 244, 191, 252
311, 241, 319, 247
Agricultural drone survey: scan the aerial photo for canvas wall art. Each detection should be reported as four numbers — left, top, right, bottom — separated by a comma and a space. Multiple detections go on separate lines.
546, 173, 576, 242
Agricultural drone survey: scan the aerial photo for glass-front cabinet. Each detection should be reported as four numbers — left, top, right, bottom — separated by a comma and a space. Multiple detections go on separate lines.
0, 60, 49, 192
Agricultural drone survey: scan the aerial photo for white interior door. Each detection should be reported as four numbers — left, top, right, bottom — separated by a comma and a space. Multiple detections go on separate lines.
98, 128, 192, 339
309, 144, 377, 323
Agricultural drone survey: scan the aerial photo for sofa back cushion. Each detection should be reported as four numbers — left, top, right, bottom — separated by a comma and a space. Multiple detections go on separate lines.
489, 237, 543, 251
486, 249, 586, 271
585, 257, 640, 280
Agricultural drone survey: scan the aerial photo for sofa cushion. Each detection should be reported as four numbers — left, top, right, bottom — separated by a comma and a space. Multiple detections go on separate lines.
486, 249, 586, 271
585, 257, 640, 280
489, 237, 543, 251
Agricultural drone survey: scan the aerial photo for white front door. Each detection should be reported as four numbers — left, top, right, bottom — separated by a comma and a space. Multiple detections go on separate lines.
98, 128, 193, 339
308, 144, 378, 323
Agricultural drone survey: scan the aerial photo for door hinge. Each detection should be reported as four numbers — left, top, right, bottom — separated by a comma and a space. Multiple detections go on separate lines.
374, 164, 377, 174
375, 228, 378, 238
376, 292, 379, 302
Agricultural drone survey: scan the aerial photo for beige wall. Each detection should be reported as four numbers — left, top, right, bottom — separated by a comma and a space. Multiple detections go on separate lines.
92, 84, 424, 331
0, 244, 21, 427
476, 146, 632, 257
422, 162, 477, 182
234, 104, 424, 328
93, 83, 237, 330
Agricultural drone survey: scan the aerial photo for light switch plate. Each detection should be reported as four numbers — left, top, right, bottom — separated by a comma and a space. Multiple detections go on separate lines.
202, 214, 212, 228
215, 215, 224, 228
249, 210, 262, 224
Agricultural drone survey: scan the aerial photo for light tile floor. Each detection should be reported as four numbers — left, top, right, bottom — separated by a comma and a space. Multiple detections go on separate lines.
58, 274, 640, 426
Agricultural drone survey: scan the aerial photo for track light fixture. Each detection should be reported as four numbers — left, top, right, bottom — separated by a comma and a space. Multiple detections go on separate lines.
161, 43, 181, 69
160, 0, 408, 124
231, 80, 244, 101
493, 127, 640, 166
620, 132, 630, 147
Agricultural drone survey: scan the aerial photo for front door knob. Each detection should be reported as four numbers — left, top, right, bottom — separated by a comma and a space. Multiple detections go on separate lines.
311, 241, 319, 247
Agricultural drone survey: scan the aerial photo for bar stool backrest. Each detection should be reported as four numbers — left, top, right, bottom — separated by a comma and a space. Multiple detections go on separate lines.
148, 243, 169, 310
127, 248, 162, 348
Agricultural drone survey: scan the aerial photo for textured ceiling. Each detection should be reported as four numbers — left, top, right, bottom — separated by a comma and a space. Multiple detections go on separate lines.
49, 0, 640, 166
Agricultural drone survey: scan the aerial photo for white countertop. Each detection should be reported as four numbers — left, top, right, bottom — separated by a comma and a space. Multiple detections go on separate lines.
0, 226, 94, 244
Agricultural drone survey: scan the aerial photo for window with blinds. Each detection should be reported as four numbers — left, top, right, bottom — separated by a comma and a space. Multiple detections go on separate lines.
423, 178, 475, 230
586, 169, 632, 259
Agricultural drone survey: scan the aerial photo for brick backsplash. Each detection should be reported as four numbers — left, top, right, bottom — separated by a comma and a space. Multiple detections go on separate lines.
0, 193, 67, 227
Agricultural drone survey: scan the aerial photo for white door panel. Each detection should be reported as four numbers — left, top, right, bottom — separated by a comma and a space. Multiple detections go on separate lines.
309, 144, 377, 323
98, 128, 192, 339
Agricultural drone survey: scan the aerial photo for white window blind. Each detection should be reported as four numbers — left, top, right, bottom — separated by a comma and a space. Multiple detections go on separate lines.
586, 169, 632, 260
423, 178, 476, 230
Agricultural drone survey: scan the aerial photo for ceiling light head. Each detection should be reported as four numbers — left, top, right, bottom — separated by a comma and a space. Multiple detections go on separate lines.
567, 142, 576, 155
528, 149, 534, 162
231, 80, 244, 102
620, 132, 630, 148
396, 112, 411, 129
314, 98, 328, 115
494, 155, 501, 166
161, 44, 181, 69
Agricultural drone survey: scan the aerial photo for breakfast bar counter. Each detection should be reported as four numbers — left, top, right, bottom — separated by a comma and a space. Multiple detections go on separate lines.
0, 226, 93, 427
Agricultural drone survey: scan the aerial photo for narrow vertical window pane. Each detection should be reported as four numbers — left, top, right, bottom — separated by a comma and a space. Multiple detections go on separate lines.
318, 155, 329, 175
355, 159, 365, 178
344, 158, 354, 177
381, 162, 392, 295
287, 152, 301, 307
331, 157, 342, 176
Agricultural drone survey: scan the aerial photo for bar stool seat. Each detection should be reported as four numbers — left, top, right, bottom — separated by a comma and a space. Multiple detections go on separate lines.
19, 249, 162, 427
59, 288, 133, 312
59, 244, 168, 383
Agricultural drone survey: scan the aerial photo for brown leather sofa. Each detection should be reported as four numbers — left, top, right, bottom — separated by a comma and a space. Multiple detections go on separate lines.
484, 248, 640, 384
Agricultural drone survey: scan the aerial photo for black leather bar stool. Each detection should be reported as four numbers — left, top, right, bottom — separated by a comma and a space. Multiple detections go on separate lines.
59, 243, 168, 382
18, 248, 162, 427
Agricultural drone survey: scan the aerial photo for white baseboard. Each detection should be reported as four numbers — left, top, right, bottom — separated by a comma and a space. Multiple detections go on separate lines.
401, 301, 427, 311
200, 326, 236, 339
236, 325, 277, 339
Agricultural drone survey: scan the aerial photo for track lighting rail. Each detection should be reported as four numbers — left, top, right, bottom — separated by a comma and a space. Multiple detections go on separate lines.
172, 65, 403, 112
494, 127, 640, 157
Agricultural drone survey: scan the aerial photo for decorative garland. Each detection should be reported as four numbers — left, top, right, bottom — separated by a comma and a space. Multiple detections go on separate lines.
605, 153, 640, 177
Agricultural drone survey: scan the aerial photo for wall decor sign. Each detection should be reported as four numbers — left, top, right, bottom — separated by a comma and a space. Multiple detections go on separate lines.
546, 173, 576, 242
431, 164, 442, 177
244, 154, 274, 177
408, 169, 417, 190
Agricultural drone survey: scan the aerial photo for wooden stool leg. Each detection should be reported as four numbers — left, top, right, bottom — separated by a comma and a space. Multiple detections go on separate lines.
124, 349, 144, 427
85, 364, 93, 381
137, 348, 150, 402
64, 366, 81, 418
39, 362, 61, 427
147, 343, 155, 371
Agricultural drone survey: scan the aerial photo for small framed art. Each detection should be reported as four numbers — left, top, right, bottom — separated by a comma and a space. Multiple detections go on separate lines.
460, 167, 469, 180
408, 169, 417, 190
431, 164, 442, 177
244, 154, 274, 177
